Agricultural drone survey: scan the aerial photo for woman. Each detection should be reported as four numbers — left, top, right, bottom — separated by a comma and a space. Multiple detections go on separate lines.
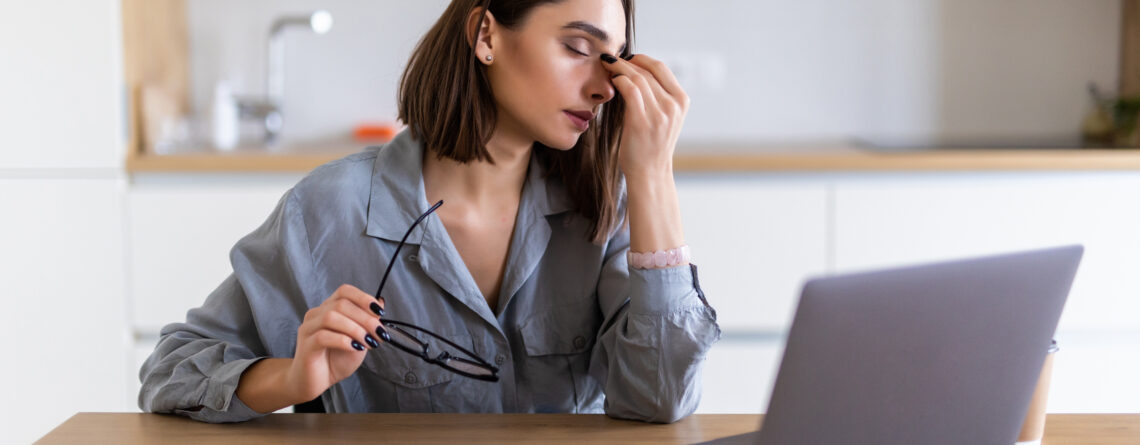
138, 0, 720, 424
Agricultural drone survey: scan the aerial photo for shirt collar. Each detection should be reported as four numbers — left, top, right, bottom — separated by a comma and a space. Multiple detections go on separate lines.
365, 129, 573, 244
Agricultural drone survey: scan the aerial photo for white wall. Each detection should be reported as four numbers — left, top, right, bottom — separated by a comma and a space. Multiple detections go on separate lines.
0, 1, 130, 443
185, 0, 1120, 146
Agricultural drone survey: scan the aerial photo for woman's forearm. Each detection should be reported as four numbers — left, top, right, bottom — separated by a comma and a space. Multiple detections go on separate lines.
235, 358, 302, 414
625, 164, 686, 255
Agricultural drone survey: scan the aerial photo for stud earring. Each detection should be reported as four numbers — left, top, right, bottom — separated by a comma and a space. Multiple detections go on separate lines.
485, 54, 493, 62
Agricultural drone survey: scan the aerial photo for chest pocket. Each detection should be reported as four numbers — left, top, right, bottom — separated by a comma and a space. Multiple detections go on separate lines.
518, 300, 603, 412
359, 332, 470, 413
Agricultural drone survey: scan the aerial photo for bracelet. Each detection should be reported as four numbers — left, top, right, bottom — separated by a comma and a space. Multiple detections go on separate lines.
627, 244, 691, 269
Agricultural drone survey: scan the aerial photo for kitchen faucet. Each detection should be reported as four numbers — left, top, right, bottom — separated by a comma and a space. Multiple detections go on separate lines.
236, 10, 333, 146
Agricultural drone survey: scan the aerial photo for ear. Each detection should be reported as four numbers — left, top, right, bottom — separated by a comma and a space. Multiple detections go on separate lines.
466, 7, 498, 65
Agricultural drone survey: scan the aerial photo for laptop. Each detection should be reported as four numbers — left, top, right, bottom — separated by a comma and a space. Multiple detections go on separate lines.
700, 245, 1083, 445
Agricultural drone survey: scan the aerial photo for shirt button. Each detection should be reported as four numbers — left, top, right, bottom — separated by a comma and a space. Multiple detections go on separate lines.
573, 336, 587, 350
404, 372, 418, 385
407, 254, 418, 262
494, 354, 506, 366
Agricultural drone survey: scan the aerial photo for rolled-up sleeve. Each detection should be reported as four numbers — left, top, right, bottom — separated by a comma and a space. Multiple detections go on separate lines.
138, 188, 315, 423
588, 222, 721, 423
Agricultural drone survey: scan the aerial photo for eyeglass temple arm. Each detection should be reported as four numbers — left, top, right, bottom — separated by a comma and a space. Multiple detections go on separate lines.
375, 200, 444, 299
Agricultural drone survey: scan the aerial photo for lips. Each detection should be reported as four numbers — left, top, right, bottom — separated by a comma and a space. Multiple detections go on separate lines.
564, 110, 593, 132
566, 110, 594, 121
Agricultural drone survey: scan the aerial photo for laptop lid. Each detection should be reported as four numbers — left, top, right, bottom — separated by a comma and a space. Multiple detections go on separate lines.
752, 245, 1083, 445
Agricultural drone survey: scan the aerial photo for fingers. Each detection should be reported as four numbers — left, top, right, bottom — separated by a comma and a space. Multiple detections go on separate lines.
624, 54, 690, 112
599, 54, 656, 116
334, 283, 386, 317
300, 285, 389, 353
308, 329, 365, 353
300, 304, 371, 350
329, 308, 381, 348
609, 72, 646, 116
599, 53, 673, 115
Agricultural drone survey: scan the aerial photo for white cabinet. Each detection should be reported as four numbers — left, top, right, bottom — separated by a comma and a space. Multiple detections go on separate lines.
1048, 331, 1140, 413
677, 174, 830, 332
0, 3, 127, 441
830, 172, 1140, 414
678, 174, 829, 414
0, 177, 130, 443
833, 172, 1140, 332
0, 1, 125, 169
696, 171, 1140, 414
695, 336, 785, 414
128, 174, 303, 335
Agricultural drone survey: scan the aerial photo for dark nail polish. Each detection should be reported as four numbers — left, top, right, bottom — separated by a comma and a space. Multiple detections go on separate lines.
350, 340, 365, 351
370, 301, 384, 316
622, 53, 635, 61
376, 326, 392, 343
364, 334, 380, 349
600, 53, 618, 64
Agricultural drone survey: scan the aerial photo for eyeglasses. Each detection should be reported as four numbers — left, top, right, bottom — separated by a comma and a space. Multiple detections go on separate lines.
373, 200, 500, 382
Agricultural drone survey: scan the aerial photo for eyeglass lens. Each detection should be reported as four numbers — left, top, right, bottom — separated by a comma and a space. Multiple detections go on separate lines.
384, 325, 495, 377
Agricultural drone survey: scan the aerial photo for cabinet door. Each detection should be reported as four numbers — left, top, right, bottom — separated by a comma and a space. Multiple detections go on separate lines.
834, 172, 1140, 332
128, 175, 302, 335
695, 336, 785, 414
0, 1, 124, 169
677, 174, 828, 413
677, 174, 830, 333
0, 177, 129, 443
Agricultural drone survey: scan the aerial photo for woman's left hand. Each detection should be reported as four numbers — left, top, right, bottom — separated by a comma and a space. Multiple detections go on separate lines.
600, 53, 689, 182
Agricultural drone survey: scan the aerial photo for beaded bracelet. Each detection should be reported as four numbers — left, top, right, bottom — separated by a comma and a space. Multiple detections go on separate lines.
627, 244, 691, 269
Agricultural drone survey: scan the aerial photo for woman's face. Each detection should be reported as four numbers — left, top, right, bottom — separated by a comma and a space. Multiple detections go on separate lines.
483, 0, 627, 150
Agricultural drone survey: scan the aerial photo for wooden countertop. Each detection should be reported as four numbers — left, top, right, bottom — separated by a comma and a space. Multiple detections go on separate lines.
36, 413, 1140, 444
124, 144, 1140, 173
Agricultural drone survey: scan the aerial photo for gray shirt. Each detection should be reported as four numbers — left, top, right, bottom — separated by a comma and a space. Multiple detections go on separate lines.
138, 130, 721, 423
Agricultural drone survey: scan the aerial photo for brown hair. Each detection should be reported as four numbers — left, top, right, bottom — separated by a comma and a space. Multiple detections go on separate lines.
397, 0, 635, 243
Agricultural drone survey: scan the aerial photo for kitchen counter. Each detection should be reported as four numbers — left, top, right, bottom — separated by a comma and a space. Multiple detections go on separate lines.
124, 144, 1140, 173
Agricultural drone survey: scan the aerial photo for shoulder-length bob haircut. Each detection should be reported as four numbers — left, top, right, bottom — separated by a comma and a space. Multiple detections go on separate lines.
397, 0, 635, 244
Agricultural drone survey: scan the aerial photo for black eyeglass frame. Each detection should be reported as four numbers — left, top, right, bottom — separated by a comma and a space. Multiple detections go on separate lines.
380, 319, 500, 382
373, 200, 500, 382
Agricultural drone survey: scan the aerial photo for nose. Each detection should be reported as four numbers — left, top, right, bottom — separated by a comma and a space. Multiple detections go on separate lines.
587, 63, 616, 104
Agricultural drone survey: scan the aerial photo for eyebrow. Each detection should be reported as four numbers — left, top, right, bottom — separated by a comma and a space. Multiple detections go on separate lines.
561, 20, 627, 54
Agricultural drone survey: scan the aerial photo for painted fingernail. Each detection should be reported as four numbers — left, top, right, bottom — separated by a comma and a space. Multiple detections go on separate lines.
350, 340, 365, 351
376, 326, 391, 343
370, 301, 385, 317
622, 53, 635, 61
364, 334, 380, 349
600, 53, 618, 64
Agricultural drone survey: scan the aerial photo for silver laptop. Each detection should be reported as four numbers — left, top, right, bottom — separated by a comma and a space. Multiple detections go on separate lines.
700, 245, 1083, 445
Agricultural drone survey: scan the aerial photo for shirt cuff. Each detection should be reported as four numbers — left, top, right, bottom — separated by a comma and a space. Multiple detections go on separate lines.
176, 357, 270, 423
628, 263, 712, 315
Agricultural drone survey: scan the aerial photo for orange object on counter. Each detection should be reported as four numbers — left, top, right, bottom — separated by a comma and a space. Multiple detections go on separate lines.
353, 123, 398, 143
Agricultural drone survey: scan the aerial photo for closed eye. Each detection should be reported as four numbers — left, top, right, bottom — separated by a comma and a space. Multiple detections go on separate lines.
563, 43, 589, 57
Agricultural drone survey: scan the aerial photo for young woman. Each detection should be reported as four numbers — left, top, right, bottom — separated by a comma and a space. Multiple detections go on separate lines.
139, 0, 719, 424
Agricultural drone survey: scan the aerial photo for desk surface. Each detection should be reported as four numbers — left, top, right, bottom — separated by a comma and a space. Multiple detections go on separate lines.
36, 413, 1140, 444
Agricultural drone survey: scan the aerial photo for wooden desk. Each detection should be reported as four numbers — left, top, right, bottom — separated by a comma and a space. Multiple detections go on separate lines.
36, 413, 1140, 444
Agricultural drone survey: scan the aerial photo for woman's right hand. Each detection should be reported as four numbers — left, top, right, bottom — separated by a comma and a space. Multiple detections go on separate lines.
285, 284, 387, 402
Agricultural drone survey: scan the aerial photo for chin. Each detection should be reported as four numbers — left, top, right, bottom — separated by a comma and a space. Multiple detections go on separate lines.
537, 133, 580, 151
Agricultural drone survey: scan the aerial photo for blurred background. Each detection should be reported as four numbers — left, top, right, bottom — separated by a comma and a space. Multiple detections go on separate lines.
2, 0, 1139, 442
